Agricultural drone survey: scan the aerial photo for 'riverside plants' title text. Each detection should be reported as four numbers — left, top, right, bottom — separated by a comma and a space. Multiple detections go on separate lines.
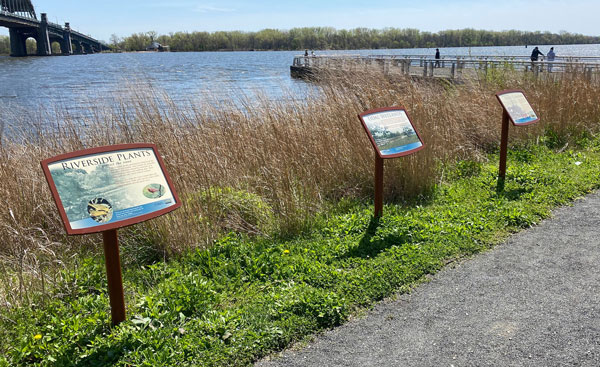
60, 150, 152, 170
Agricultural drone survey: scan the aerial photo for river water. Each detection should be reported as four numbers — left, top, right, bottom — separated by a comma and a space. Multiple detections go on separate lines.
0, 44, 599, 122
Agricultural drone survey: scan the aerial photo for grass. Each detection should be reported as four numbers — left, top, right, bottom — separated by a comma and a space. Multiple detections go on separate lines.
2, 140, 600, 366
0, 66, 599, 364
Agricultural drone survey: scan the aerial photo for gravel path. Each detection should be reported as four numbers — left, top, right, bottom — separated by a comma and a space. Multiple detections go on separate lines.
256, 193, 600, 367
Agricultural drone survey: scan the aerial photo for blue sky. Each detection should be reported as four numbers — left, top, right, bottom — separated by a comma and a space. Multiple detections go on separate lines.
2, 0, 598, 42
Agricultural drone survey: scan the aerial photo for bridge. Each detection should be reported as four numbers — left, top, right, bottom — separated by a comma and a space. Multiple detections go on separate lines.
0, 0, 109, 56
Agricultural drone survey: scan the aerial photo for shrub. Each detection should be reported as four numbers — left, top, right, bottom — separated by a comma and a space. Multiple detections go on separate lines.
186, 187, 276, 236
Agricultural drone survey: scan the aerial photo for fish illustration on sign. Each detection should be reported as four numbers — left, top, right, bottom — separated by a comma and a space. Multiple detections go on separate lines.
87, 198, 113, 223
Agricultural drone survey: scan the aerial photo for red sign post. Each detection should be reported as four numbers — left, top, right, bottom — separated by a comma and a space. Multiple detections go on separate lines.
41, 143, 181, 325
358, 107, 425, 217
495, 90, 540, 181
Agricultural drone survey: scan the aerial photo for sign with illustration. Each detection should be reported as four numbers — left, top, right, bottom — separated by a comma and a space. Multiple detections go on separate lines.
41, 143, 181, 235
358, 107, 424, 158
496, 90, 539, 125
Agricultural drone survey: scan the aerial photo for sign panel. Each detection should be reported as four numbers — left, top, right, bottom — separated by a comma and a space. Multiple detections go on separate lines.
41, 143, 181, 235
496, 90, 539, 125
358, 107, 424, 158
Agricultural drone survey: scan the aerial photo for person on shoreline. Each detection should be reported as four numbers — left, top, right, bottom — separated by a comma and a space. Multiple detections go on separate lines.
530, 47, 544, 71
304, 49, 309, 57
547, 47, 556, 72
435, 48, 440, 67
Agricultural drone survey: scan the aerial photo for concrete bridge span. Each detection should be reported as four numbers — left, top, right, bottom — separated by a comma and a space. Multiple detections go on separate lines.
1, 0, 109, 56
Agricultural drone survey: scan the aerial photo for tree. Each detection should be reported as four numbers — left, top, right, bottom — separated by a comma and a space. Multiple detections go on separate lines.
91, 28, 600, 54
109, 34, 121, 50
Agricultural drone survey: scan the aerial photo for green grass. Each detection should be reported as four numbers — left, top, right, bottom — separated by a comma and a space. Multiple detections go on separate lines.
2, 141, 600, 366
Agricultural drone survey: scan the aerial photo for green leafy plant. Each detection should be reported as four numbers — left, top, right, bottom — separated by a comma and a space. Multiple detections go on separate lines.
186, 187, 276, 236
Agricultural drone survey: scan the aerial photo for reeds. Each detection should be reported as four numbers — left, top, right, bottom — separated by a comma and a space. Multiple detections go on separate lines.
1, 67, 599, 308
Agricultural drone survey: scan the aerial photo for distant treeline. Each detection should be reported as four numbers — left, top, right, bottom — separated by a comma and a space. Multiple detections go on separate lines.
1, 28, 599, 55
110, 28, 600, 52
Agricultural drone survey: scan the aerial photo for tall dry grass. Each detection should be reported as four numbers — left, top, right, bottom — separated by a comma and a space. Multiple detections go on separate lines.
0, 67, 599, 308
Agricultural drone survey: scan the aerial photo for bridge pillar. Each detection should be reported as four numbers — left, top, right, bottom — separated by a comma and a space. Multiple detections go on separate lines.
9, 28, 27, 57
83, 43, 94, 54
37, 13, 52, 56
61, 22, 73, 55
73, 41, 83, 55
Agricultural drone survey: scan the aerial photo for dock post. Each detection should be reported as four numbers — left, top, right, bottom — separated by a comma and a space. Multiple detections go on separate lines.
451, 62, 456, 79
423, 61, 427, 77
429, 61, 434, 77
586, 66, 592, 81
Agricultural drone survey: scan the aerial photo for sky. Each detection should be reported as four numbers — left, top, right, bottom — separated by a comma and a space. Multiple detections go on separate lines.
1, 0, 599, 42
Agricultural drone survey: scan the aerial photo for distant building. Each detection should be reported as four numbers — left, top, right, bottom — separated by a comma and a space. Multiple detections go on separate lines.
146, 41, 170, 52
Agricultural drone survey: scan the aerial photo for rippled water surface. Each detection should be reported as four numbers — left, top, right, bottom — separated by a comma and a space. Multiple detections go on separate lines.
0, 44, 599, 118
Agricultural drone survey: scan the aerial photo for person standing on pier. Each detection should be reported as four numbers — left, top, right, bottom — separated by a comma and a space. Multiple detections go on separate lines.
435, 48, 441, 67
547, 47, 556, 72
530, 46, 544, 71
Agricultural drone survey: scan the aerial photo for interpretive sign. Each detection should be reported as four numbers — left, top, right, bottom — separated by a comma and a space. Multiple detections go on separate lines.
495, 90, 540, 182
41, 143, 181, 235
496, 90, 539, 126
358, 106, 425, 217
358, 107, 424, 158
41, 143, 181, 325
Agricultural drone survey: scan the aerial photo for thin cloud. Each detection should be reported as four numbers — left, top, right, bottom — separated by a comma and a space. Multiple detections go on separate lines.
193, 5, 236, 13
147, 2, 235, 13
147, 2, 191, 8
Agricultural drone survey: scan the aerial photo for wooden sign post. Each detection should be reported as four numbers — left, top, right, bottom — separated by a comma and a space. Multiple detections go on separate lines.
41, 143, 181, 325
103, 229, 126, 324
358, 107, 425, 217
495, 90, 540, 181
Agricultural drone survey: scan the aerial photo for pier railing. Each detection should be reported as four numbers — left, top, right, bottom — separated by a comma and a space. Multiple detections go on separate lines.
292, 55, 600, 81
365, 54, 600, 63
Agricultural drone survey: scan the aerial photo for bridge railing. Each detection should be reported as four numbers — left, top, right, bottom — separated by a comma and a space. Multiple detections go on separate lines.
45, 20, 108, 48
0, 9, 36, 21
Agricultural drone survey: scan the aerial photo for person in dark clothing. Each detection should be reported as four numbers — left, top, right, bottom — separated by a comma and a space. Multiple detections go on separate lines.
530, 46, 544, 71
435, 48, 440, 67
530, 47, 544, 61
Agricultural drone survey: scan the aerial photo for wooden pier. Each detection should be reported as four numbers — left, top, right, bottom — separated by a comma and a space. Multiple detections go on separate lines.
291, 54, 600, 82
